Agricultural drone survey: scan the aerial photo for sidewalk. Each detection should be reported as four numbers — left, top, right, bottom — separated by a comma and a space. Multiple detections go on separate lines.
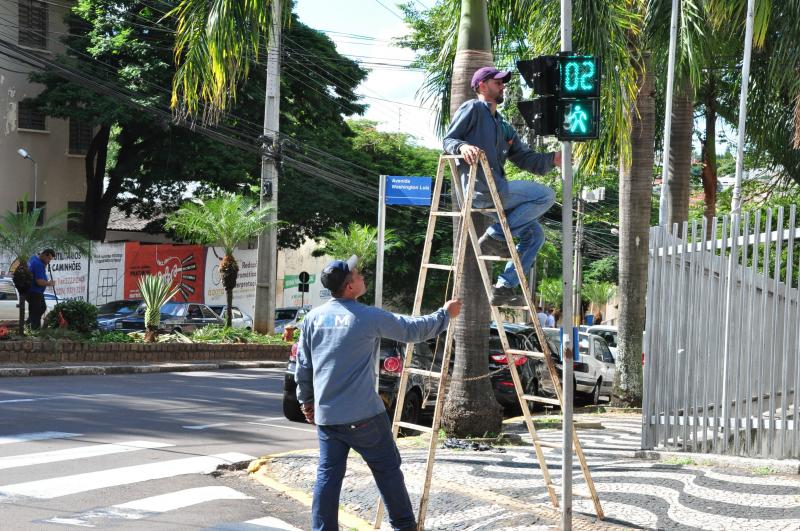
0, 359, 286, 377
250, 413, 800, 530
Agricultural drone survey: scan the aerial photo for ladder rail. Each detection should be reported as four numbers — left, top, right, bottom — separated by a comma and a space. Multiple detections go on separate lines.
478, 155, 605, 519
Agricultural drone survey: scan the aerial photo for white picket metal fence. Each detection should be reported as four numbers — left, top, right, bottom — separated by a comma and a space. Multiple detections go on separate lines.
642, 206, 800, 458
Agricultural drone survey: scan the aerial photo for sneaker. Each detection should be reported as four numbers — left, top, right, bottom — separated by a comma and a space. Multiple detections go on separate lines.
478, 232, 508, 257
490, 285, 523, 306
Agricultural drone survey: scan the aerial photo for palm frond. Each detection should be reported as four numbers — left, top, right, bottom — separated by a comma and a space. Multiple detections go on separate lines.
313, 222, 398, 266
0, 198, 88, 265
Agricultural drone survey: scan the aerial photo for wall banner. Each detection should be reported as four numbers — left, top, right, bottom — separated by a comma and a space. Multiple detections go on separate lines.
204, 248, 258, 317
48, 249, 89, 301
123, 242, 205, 302
88, 242, 126, 305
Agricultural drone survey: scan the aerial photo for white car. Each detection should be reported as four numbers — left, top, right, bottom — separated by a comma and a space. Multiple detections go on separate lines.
541, 327, 616, 405
586, 325, 619, 358
0, 277, 57, 322
208, 305, 254, 330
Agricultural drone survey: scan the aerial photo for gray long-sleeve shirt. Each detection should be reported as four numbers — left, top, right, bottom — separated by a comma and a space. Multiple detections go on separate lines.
443, 99, 555, 205
295, 298, 450, 426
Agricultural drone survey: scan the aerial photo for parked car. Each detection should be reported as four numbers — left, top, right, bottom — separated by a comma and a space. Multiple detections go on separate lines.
115, 302, 223, 333
0, 277, 56, 322
207, 305, 254, 330
283, 336, 441, 427
96, 300, 143, 331
538, 328, 616, 405
586, 324, 619, 359
274, 306, 310, 334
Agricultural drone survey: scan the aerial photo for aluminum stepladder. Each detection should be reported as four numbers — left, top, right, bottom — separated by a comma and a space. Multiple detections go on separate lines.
374, 153, 603, 530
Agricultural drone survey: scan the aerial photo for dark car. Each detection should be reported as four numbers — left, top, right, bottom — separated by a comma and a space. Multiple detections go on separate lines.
283, 336, 442, 427
96, 300, 142, 331
115, 302, 224, 333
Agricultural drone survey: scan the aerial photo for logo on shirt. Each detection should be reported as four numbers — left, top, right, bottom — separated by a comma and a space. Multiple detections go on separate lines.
313, 314, 352, 329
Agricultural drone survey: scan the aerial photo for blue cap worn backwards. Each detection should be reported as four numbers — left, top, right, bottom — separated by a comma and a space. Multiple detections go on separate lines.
320, 255, 359, 293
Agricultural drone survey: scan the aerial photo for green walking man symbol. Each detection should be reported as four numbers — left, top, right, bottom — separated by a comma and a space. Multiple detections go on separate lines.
565, 103, 589, 134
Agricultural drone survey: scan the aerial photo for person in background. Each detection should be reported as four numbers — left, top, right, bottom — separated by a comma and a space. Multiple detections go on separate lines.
546, 308, 556, 328
26, 248, 55, 330
536, 306, 549, 328
295, 255, 462, 531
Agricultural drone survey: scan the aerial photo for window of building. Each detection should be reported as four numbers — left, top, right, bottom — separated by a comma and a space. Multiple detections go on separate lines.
17, 201, 46, 226
67, 201, 85, 233
68, 118, 93, 155
17, 99, 46, 131
18, 0, 48, 50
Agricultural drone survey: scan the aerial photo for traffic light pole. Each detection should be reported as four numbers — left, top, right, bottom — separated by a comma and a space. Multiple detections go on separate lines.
253, 0, 281, 334
560, 1, 575, 530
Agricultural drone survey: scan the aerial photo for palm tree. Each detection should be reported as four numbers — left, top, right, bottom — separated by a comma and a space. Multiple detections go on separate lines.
165, 193, 273, 327
0, 200, 87, 334
537, 277, 563, 309
313, 222, 397, 266
138, 274, 180, 342
581, 281, 616, 325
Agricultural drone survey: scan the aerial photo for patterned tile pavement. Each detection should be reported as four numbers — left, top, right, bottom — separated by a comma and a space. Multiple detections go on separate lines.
254, 414, 800, 530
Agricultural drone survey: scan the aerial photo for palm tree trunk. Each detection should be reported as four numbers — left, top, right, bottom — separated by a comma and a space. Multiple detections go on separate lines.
220, 255, 239, 327
441, 0, 503, 437
667, 78, 693, 232
614, 52, 655, 406
701, 76, 717, 236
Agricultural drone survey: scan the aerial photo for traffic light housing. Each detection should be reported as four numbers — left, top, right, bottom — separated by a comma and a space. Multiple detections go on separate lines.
516, 53, 600, 141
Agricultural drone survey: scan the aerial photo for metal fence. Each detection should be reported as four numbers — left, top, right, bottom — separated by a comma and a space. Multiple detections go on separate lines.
642, 206, 800, 458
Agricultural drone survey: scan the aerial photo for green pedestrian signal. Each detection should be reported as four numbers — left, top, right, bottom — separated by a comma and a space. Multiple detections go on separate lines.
516, 53, 600, 141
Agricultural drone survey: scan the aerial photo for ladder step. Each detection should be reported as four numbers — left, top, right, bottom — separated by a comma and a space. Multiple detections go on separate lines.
406, 367, 443, 378
431, 211, 463, 217
534, 439, 562, 449
471, 208, 498, 213
506, 349, 545, 360
395, 421, 434, 434
478, 254, 511, 261
423, 263, 455, 271
523, 395, 562, 406
492, 304, 530, 310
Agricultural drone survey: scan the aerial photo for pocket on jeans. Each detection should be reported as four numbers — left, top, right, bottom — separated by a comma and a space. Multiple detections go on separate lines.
347, 415, 384, 447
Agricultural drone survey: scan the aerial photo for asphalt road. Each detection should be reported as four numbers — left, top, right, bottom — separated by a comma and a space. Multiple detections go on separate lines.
0, 368, 319, 530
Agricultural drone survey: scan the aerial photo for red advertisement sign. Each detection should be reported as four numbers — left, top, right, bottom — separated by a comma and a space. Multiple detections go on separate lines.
123, 242, 206, 302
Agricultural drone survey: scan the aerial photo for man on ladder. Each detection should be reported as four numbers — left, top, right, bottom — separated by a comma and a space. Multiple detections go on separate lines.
443, 66, 561, 305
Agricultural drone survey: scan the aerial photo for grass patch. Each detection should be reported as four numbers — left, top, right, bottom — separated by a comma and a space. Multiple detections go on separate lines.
190, 325, 287, 344
752, 466, 777, 476
662, 456, 696, 466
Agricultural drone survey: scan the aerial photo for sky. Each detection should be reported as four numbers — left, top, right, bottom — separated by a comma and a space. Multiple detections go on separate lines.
293, 0, 441, 149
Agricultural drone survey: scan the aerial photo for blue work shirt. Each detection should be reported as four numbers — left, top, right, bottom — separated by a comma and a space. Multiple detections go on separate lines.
443, 99, 555, 205
27, 255, 47, 294
295, 298, 450, 426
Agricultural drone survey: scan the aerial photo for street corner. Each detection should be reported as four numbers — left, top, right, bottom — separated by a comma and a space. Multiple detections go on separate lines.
248, 451, 375, 531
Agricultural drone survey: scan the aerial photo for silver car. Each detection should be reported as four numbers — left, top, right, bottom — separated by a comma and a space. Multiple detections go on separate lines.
208, 305, 254, 329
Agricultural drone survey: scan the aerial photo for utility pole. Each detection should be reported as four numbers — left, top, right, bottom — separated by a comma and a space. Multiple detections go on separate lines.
572, 196, 583, 325
253, 0, 282, 333
657, 0, 679, 225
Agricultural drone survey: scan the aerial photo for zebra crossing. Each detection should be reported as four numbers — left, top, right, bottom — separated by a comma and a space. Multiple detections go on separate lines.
0, 430, 306, 530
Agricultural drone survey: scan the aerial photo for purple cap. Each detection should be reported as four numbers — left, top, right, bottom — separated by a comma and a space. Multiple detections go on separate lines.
320, 255, 359, 293
471, 67, 512, 90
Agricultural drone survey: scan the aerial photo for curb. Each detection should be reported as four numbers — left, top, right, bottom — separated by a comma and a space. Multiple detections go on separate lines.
0, 360, 286, 378
249, 456, 375, 531
635, 449, 800, 474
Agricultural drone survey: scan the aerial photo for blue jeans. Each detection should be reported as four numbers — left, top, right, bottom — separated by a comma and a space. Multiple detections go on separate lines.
312, 412, 415, 531
478, 180, 556, 288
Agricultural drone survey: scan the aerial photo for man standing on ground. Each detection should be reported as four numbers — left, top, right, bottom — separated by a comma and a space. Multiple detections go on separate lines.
295, 255, 462, 531
443, 66, 560, 306
536, 306, 549, 328
27, 248, 55, 330
546, 308, 556, 328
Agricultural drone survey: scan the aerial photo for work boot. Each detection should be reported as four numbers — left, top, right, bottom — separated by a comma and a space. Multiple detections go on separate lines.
490, 285, 523, 306
478, 232, 508, 257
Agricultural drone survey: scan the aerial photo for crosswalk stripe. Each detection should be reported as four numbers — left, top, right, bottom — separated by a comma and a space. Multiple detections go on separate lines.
45, 486, 252, 526
243, 516, 303, 530
0, 452, 254, 500
0, 431, 80, 445
0, 440, 173, 471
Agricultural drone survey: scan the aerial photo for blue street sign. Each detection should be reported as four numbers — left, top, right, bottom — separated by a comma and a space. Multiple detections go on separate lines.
385, 176, 432, 206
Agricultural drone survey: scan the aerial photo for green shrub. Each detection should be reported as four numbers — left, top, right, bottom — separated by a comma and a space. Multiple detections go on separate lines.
191, 325, 285, 344
87, 330, 135, 343
35, 328, 86, 341
43, 300, 98, 333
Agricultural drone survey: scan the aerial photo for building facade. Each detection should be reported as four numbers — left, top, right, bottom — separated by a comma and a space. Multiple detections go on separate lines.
1, 0, 87, 222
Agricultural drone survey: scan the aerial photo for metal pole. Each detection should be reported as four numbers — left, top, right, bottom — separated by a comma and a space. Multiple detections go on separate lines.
561, 1, 574, 528
731, 0, 755, 215
33, 161, 38, 208
375, 175, 387, 308
658, 0, 679, 226
253, 0, 281, 333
